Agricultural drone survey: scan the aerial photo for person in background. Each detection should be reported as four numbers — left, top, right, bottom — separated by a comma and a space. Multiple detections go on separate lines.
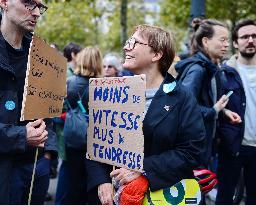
87, 24, 206, 205
175, 19, 231, 166
63, 42, 82, 78
0, 1, 57, 205
64, 46, 103, 205
103, 53, 122, 77
103, 53, 134, 77
216, 19, 256, 205
54, 42, 83, 205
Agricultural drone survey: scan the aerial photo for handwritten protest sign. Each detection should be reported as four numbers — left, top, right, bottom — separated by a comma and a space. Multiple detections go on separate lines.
20, 36, 67, 121
87, 75, 146, 171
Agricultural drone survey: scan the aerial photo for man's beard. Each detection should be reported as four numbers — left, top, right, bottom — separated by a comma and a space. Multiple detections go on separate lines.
240, 49, 256, 59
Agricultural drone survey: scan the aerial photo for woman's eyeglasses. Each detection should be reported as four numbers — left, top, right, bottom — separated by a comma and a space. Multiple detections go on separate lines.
125, 37, 149, 50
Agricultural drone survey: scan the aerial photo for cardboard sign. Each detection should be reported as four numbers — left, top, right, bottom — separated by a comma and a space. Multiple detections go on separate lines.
87, 75, 146, 171
20, 36, 67, 121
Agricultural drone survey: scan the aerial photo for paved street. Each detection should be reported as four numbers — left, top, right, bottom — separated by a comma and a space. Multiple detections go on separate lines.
44, 178, 57, 205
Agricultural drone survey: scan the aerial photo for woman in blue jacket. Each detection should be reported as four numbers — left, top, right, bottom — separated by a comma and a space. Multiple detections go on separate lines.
175, 19, 230, 165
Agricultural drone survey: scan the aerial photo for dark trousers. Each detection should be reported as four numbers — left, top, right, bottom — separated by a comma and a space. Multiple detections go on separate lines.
55, 160, 68, 205
216, 145, 256, 205
9, 156, 50, 205
63, 147, 87, 205
87, 187, 101, 205
63, 147, 100, 205
0, 160, 12, 205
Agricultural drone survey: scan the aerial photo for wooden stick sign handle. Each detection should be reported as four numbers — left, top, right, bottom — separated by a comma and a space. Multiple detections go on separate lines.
112, 166, 116, 195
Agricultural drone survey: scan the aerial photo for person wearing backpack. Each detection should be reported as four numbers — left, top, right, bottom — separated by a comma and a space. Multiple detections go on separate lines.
175, 19, 230, 166
63, 46, 103, 205
54, 43, 82, 205
174, 20, 237, 204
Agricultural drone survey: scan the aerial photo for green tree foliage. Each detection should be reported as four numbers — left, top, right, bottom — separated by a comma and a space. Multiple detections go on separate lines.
37, 0, 147, 54
159, 0, 256, 51
37, 0, 109, 50
159, 0, 190, 52
38, 0, 256, 54
103, 0, 147, 54
207, 0, 256, 30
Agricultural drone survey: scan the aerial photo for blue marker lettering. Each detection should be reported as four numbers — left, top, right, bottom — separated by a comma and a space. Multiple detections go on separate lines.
121, 86, 130, 104
103, 109, 111, 126
111, 111, 118, 127
93, 143, 99, 157
101, 128, 107, 142
99, 145, 104, 158
105, 147, 111, 160
119, 112, 127, 129
126, 112, 134, 130
137, 154, 142, 169
103, 87, 109, 102
94, 87, 102, 101
132, 153, 136, 169
134, 115, 140, 130
93, 126, 99, 139
123, 151, 128, 165
112, 147, 117, 161
109, 87, 114, 102
108, 130, 114, 144
116, 148, 122, 163
113, 87, 122, 103
98, 110, 102, 124
128, 152, 133, 168
93, 109, 100, 124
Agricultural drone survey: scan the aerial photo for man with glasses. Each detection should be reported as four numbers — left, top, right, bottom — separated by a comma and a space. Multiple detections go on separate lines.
216, 19, 256, 205
0, 1, 56, 205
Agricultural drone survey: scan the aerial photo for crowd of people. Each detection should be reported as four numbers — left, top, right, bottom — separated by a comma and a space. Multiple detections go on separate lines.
0, 0, 256, 205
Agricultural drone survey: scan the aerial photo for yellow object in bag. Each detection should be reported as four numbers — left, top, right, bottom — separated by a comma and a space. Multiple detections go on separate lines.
142, 179, 201, 205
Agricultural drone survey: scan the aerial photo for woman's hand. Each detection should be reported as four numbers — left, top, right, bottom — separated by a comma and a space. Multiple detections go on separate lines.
110, 168, 141, 187
223, 109, 242, 124
214, 95, 229, 113
98, 183, 114, 205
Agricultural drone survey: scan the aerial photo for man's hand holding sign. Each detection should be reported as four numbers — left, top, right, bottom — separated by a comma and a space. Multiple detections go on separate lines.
20, 36, 67, 205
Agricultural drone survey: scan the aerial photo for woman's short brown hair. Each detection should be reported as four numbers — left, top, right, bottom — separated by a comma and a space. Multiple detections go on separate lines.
135, 25, 176, 77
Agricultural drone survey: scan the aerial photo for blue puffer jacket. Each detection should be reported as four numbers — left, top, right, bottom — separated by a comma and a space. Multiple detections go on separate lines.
175, 52, 219, 164
218, 55, 245, 156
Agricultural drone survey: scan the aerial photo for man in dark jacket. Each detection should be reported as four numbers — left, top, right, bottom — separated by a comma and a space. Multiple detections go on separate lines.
0, 1, 57, 205
216, 19, 256, 205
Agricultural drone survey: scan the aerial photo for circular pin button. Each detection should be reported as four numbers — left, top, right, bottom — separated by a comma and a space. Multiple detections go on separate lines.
5, 101, 16, 111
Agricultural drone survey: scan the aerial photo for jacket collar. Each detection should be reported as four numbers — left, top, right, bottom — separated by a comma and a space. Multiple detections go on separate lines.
143, 72, 179, 130
0, 16, 32, 74
221, 54, 244, 88
222, 54, 240, 74
196, 52, 218, 77
226, 54, 238, 67
175, 52, 218, 78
